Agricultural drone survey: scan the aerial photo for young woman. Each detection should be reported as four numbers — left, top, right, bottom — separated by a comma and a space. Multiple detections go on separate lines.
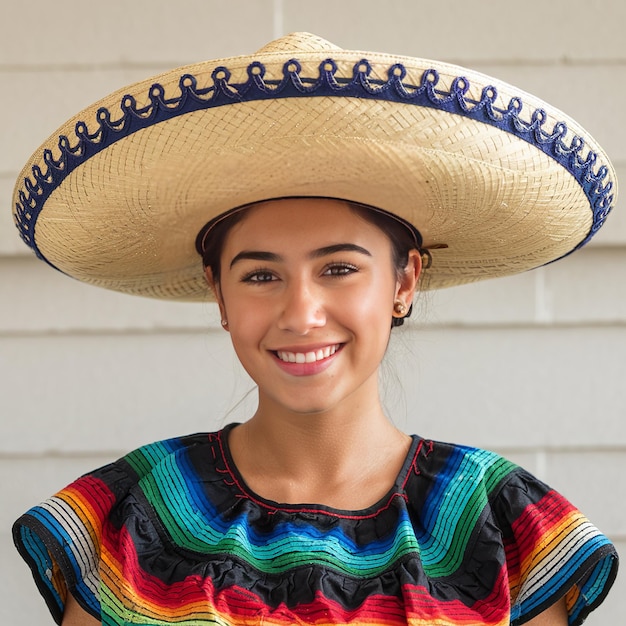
12, 33, 617, 626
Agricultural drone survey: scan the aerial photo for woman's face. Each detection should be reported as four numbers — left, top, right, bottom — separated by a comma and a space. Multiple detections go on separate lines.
208, 198, 420, 418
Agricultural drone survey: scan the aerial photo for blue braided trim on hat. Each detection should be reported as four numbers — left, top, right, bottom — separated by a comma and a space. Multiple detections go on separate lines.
15, 58, 615, 263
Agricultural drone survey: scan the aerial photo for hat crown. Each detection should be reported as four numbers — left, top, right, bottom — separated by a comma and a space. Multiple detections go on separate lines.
254, 32, 342, 54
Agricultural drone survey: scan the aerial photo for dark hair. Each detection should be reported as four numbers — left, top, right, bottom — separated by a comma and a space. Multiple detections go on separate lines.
200, 208, 251, 286
199, 198, 425, 327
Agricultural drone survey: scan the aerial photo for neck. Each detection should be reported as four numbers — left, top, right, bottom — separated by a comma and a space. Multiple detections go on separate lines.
227, 389, 412, 507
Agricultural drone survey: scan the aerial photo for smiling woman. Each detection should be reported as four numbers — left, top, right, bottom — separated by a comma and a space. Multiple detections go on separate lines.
205, 198, 421, 426
11, 32, 618, 626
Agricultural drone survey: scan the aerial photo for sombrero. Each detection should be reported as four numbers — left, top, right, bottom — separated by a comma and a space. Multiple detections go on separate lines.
12, 32, 617, 301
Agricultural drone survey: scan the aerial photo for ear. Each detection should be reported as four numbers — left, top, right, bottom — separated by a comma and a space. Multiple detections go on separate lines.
393, 249, 423, 314
204, 267, 228, 330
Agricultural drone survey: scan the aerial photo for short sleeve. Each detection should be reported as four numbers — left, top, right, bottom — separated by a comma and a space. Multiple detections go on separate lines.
494, 468, 618, 626
12, 461, 131, 625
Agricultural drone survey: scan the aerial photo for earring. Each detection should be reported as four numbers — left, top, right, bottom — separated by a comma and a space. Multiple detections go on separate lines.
221, 319, 228, 328
393, 301, 406, 315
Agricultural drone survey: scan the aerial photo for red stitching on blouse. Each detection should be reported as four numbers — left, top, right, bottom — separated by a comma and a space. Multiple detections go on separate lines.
215, 429, 422, 520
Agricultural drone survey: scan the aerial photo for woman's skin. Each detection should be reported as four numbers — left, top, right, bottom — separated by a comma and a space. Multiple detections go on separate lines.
62, 596, 100, 625
60, 198, 568, 625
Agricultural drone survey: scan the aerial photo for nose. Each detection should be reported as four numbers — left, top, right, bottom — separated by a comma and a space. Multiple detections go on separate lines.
277, 278, 326, 335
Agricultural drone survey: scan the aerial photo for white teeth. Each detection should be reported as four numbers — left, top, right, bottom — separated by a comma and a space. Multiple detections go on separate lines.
277, 345, 339, 364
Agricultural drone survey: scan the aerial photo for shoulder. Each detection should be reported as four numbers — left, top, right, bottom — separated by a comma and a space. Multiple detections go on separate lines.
404, 439, 528, 552
409, 437, 618, 626
13, 429, 222, 546
409, 437, 610, 545
410, 437, 521, 500
46, 431, 217, 515
115, 431, 217, 483
12, 429, 225, 624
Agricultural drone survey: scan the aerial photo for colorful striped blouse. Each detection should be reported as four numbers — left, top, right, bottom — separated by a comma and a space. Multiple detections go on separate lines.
13, 425, 617, 625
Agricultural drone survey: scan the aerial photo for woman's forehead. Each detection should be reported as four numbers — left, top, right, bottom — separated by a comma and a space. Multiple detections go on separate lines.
224, 198, 380, 245
229, 198, 383, 241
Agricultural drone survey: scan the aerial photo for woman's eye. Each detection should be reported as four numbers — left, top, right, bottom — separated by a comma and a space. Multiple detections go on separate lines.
324, 263, 358, 277
242, 270, 275, 283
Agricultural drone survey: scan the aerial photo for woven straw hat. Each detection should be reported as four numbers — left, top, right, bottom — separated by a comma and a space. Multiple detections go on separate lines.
13, 32, 617, 301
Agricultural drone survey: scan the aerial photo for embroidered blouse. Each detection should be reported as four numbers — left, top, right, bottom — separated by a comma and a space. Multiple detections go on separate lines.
13, 425, 618, 625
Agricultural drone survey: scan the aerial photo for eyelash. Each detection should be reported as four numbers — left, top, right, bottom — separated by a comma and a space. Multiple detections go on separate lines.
323, 262, 359, 277
240, 262, 359, 283
241, 268, 276, 283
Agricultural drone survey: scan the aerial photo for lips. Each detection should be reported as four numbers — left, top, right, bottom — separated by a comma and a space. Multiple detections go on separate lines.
275, 344, 341, 364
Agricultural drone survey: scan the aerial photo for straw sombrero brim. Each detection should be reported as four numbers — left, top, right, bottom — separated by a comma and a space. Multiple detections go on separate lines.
13, 32, 617, 301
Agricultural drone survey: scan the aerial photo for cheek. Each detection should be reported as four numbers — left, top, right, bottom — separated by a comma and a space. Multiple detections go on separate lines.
221, 290, 273, 352
226, 317, 269, 381
347, 293, 388, 326
338, 276, 395, 333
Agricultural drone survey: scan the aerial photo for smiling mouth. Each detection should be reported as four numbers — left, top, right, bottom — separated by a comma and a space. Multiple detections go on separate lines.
275, 344, 342, 364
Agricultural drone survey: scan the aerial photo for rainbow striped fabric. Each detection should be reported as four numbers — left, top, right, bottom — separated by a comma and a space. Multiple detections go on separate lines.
14, 426, 617, 625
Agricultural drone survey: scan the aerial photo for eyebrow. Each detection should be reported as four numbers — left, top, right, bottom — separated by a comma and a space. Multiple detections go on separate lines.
229, 243, 372, 268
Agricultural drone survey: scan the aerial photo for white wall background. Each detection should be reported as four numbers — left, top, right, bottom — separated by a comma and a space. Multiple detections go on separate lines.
1, 0, 623, 623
